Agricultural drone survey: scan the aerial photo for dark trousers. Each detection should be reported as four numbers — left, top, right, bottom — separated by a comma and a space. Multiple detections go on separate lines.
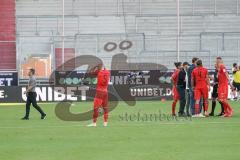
185, 89, 190, 115
24, 92, 45, 118
177, 86, 186, 115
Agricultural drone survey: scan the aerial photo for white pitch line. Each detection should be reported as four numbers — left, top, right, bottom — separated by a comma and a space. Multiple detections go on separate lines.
0, 103, 55, 106
0, 121, 240, 129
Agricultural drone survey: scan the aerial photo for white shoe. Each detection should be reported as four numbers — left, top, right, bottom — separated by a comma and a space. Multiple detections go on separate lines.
191, 114, 198, 118
198, 113, 206, 118
192, 114, 205, 118
103, 122, 108, 127
87, 123, 97, 127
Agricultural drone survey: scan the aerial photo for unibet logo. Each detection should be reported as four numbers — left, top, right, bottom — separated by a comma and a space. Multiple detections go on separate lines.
0, 78, 13, 86
0, 90, 5, 98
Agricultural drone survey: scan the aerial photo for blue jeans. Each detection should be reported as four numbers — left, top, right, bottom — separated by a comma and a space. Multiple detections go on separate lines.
189, 88, 195, 115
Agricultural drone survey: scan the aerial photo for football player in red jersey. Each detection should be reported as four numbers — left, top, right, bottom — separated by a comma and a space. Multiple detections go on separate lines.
87, 62, 110, 127
191, 60, 210, 117
171, 62, 182, 116
216, 57, 233, 117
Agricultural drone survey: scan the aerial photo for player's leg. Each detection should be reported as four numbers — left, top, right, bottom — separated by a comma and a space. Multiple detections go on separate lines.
102, 93, 109, 126
236, 83, 240, 100
231, 82, 237, 100
218, 85, 233, 117
88, 91, 105, 127
22, 95, 31, 120
171, 87, 179, 116
202, 87, 209, 116
87, 100, 100, 127
220, 99, 233, 117
192, 89, 203, 117
224, 85, 233, 116
214, 84, 224, 116
218, 85, 226, 113
209, 85, 218, 116
224, 96, 233, 117
210, 98, 216, 116
193, 100, 201, 117
194, 89, 200, 114
93, 98, 102, 124
171, 99, 178, 116
177, 86, 186, 116
31, 92, 46, 119
217, 101, 224, 116
230, 88, 236, 101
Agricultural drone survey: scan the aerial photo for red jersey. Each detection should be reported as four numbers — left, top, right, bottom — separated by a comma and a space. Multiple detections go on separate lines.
96, 69, 110, 92
191, 66, 208, 89
171, 69, 180, 86
218, 64, 228, 85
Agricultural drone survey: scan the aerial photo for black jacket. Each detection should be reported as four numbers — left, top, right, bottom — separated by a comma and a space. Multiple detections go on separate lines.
177, 69, 186, 88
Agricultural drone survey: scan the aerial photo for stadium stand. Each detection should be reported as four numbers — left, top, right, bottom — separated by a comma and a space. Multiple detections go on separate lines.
0, 0, 16, 70
13, 0, 240, 78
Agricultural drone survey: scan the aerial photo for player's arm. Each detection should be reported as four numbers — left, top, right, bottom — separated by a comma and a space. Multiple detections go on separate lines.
171, 72, 176, 85
206, 70, 210, 86
24, 86, 31, 94
207, 76, 210, 87
25, 80, 36, 94
226, 72, 229, 81
226, 71, 234, 89
220, 65, 229, 81
205, 70, 210, 90
89, 65, 99, 75
226, 72, 231, 87
224, 68, 230, 81
26, 86, 33, 92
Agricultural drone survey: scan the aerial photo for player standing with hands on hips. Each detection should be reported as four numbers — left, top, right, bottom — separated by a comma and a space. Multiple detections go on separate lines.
21, 68, 46, 120
87, 63, 110, 127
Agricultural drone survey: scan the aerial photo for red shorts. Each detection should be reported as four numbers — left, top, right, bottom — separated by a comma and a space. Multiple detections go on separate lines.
94, 91, 108, 108
218, 84, 228, 100
194, 87, 208, 100
172, 86, 179, 100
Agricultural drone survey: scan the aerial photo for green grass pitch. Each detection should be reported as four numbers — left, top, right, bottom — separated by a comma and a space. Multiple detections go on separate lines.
0, 101, 239, 160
